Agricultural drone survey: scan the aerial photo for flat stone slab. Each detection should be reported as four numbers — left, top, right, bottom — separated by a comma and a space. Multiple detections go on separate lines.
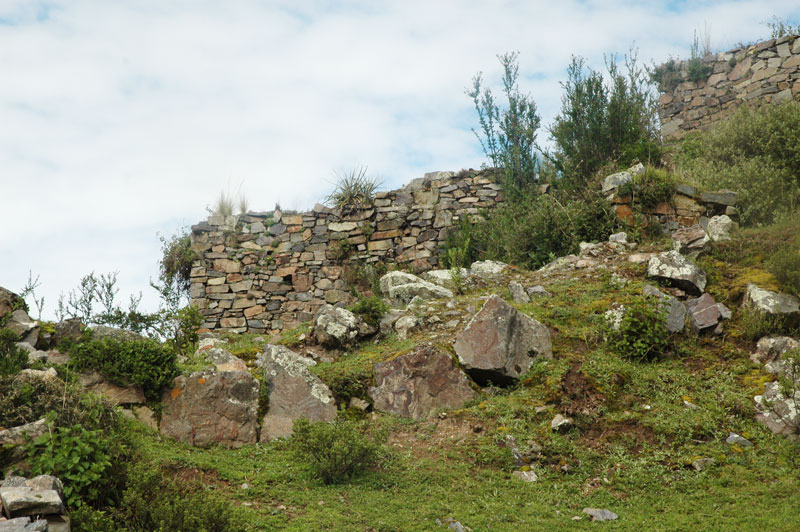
744, 284, 800, 316
646, 250, 707, 295
0, 487, 63, 517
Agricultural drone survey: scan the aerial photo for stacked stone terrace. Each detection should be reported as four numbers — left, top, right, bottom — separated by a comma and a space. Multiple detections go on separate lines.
189, 170, 503, 333
660, 33, 800, 140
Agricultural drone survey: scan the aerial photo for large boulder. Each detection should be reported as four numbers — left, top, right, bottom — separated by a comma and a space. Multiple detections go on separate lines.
685, 293, 730, 334
755, 381, 799, 441
312, 304, 373, 348
422, 268, 470, 289
368, 344, 476, 420
453, 295, 552, 385
752, 336, 800, 374
646, 250, 707, 295
743, 284, 800, 317
79, 372, 146, 405
671, 224, 710, 256
256, 345, 336, 441
0, 287, 25, 320
469, 260, 507, 277
706, 215, 738, 242
642, 285, 686, 333
602, 170, 632, 194
379, 271, 453, 305
160, 370, 260, 448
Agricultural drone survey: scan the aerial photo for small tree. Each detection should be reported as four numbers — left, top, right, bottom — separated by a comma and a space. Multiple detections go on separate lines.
467, 52, 541, 195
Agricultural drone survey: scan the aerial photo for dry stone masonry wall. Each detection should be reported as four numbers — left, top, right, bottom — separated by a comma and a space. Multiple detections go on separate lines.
189, 170, 503, 333
659, 34, 800, 140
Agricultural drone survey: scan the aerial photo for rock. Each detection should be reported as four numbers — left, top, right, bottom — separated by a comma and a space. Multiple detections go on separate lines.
120, 405, 159, 430
0, 518, 50, 531
0, 419, 47, 447
706, 215, 738, 242
436, 517, 469, 532
256, 345, 336, 441
582, 508, 618, 521
349, 397, 370, 411
0, 286, 25, 320
0, 487, 64, 517
368, 344, 476, 420
51, 318, 83, 347
685, 293, 730, 334
508, 281, 530, 304
423, 269, 470, 289
700, 189, 737, 207
160, 370, 260, 448
743, 284, 800, 317
671, 224, 710, 256
79, 371, 146, 405
379, 271, 453, 305
755, 381, 799, 439
89, 325, 143, 343
643, 285, 686, 333
752, 336, 800, 375
608, 232, 628, 244
202, 346, 248, 372
394, 315, 420, 340
312, 304, 369, 348
725, 432, 753, 447
378, 310, 403, 336
646, 250, 707, 295
527, 285, 551, 298
602, 171, 632, 194
453, 295, 552, 385
628, 162, 645, 176
469, 260, 507, 276
551, 414, 573, 432
512, 470, 538, 482
691, 457, 715, 471
4, 310, 37, 343
19, 368, 57, 381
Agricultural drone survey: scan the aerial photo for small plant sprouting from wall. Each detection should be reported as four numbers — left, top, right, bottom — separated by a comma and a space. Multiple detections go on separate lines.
213, 188, 249, 216
687, 30, 713, 83
325, 166, 382, 214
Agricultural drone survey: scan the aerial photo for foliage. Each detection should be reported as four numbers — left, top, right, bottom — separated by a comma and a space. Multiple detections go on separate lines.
343, 259, 387, 296
291, 417, 388, 484
213, 188, 248, 217
19, 270, 45, 320
767, 16, 800, 39
550, 51, 661, 187
687, 30, 713, 83
605, 296, 671, 362
618, 166, 677, 210
154, 228, 198, 302
467, 51, 541, 195
325, 166, 381, 213
329, 238, 354, 263
348, 295, 389, 328
736, 308, 794, 341
766, 237, 800, 296
677, 101, 800, 225
67, 334, 178, 401
0, 327, 28, 376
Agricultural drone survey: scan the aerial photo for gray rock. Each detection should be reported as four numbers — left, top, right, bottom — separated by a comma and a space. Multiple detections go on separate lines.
313, 304, 371, 348
700, 189, 737, 207
379, 271, 454, 305
90, 325, 143, 343
0, 286, 25, 320
0, 419, 47, 447
527, 285, 551, 298
454, 295, 552, 385
643, 285, 686, 333
369, 344, 476, 420
685, 293, 730, 334
646, 250, 707, 295
672, 224, 710, 256
201, 346, 248, 372
79, 371, 146, 405
755, 381, 800, 439
160, 370, 260, 448
423, 269, 470, 289
256, 345, 337, 441
752, 336, 800, 375
608, 232, 628, 244
394, 315, 420, 340
691, 457, 715, 471
0, 487, 64, 517
378, 310, 404, 336
602, 171, 632, 194
706, 215, 738, 242
469, 260, 507, 276
509, 281, 530, 304
744, 284, 800, 316
19, 368, 57, 381
725, 432, 753, 447
512, 470, 538, 482
582, 508, 618, 521
4, 310, 37, 342
551, 414, 573, 432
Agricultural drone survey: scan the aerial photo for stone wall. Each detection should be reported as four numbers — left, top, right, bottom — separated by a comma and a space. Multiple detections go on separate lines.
659, 34, 800, 141
189, 170, 503, 333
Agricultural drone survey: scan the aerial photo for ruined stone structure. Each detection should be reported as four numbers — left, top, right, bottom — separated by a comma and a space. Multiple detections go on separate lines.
659, 34, 800, 140
189, 170, 503, 333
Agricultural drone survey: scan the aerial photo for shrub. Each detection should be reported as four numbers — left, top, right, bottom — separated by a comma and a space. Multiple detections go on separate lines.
767, 16, 800, 39
605, 296, 671, 361
550, 51, 661, 188
325, 166, 381, 213
677, 101, 800, 225
348, 295, 389, 328
686, 31, 713, 83
291, 417, 388, 484
618, 166, 677, 211
0, 328, 28, 376
467, 51, 541, 195
767, 241, 800, 297
67, 335, 178, 402
737, 308, 794, 341
154, 228, 198, 300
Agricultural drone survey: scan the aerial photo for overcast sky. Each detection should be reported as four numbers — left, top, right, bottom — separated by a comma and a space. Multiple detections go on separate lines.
2, 0, 799, 320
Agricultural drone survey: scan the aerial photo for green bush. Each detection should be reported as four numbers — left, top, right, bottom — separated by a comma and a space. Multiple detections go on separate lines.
291, 417, 388, 484
677, 101, 800, 225
551, 51, 661, 187
348, 295, 389, 328
0, 328, 28, 376
618, 166, 677, 210
767, 241, 800, 297
736, 307, 794, 341
605, 296, 671, 361
67, 335, 178, 402
325, 166, 381, 214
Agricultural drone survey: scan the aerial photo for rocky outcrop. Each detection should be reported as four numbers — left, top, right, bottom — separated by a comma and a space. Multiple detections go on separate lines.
256, 345, 336, 441
379, 271, 453, 305
312, 304, 373, 348
646, 250, 707, 295
453, 295, 552, 385
743, 284, 800, 317
160, 370, 260, 448
368, 344, 476, 420
0, 419, 48, 447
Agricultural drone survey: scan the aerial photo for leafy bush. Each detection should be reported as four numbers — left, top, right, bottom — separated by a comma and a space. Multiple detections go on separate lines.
467, 51, 541, 194
677, 101, 800, 225
767, 240, 800, 297
0, 328, 28, 376
737, 307, 794, 341
67, 335, 178, 401
154, 228, 198, 301
618, 166, 677, 210
291, 417, 388, 484
686, 31, 713, 83
348, 295, 389, 328
550, 51, 661, 187
325, 166, 381, 214
605, 296, 671, 362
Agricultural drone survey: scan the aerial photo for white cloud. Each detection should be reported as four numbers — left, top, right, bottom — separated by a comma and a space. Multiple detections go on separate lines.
1, 0, 798, 318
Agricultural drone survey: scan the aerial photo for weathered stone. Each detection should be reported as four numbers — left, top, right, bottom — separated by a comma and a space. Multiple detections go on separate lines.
691, 457, 716, 471
551, 414, 573, 433
643, 285, 686, 333
751, 336, 800, 373
509, 281, 530, 304
685, 293, 730, 334
527, 285, 551, 298
755, 381, 799, 440
256, 345, 336, 441
582, 508, 618, 522
379, 271, 453, 305
202, 346, 248, 372
4, 310, 36, 341
422, 269, 470, 289
80, 372, 146, 405
89, 325, 143, 343
646, 250, 707, 295
313, 304, 371, 348
394, 315, 420, 340
602, 171, 632, 194
743, 284, 800, 316
706, 215, 738, 242
469, 260, 507, 276
700, 189, 737, 207
160, 370, 260, 448
454, 295, 552, 385
672, 224, 710, 256
608, 232, 627, 244
725, 432, 753, 447
368, 344, 476, 420
0, 419, 47, 447
0, 487, 64, 517
0, 287, 24, 320
512, 470, 538, 482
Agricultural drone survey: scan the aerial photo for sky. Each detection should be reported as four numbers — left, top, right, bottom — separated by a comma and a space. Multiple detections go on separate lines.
2, 0, 799, 320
